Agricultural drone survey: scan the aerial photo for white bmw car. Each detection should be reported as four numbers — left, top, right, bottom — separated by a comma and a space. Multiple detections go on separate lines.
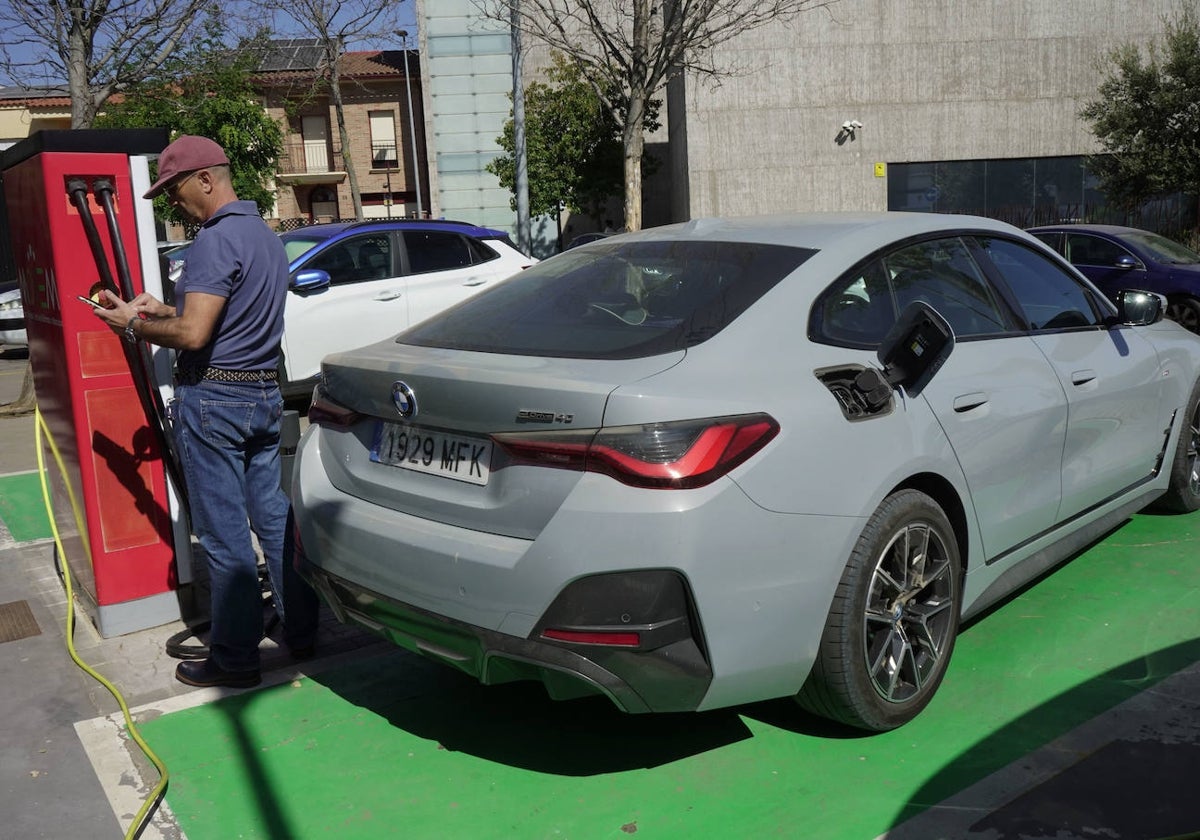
291, 212, 1200, 731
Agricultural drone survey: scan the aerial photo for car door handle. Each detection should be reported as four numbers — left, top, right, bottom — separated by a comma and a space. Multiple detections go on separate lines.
1071, 369, 1097, 386
373, 290, 404, 301
952, 392, 989, 413
462, 278, 489, 287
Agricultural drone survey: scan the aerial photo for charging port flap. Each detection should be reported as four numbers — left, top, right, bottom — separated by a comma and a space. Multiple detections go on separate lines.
877, 300, 955, 397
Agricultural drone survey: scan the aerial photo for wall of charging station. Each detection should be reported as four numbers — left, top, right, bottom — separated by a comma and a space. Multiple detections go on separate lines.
0, 129, 192, 637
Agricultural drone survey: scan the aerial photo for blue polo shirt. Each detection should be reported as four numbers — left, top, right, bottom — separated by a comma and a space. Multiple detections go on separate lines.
175, 200, 289, 371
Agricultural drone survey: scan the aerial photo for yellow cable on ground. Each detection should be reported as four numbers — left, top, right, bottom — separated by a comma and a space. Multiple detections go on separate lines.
34, 407, 169, 840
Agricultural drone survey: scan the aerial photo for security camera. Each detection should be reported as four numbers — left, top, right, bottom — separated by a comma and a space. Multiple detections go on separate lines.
850, 120, 863, 130
841, 120, 855, 131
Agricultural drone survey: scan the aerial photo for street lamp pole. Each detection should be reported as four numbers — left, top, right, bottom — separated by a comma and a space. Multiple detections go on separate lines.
396, 30, 424, 219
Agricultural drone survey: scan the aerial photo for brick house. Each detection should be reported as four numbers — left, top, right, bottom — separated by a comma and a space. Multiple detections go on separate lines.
256, 40, 430, 226
2, 41, 431, 231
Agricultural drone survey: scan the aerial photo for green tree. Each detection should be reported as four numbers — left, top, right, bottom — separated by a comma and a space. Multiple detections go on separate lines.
95, 15, 284, 227
488, 53, 658, 221
1080, 4, 1200, 225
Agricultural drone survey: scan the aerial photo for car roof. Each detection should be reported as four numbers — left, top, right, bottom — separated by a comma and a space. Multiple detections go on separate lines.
279, 219, 510, 239
1027, 223, 1150, 236
617, 211, 1029, 254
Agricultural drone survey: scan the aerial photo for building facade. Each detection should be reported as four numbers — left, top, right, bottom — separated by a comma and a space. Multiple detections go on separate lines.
0, 87, 71, 151
1, 44, 432, 230
413, 0, 1191, 246
257, 41, 430, 226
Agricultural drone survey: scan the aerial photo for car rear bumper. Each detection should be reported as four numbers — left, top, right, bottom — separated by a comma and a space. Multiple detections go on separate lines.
292, 424, 863, 713
296, 555, 713, 713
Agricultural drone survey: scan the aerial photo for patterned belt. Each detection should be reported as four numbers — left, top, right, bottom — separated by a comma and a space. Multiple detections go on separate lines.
177, 366, 279, 385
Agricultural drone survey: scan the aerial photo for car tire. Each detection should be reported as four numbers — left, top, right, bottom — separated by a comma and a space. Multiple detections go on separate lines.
1166, 297, 1200, 334
796, 489, 962, 731
1152, 378, 1200, 513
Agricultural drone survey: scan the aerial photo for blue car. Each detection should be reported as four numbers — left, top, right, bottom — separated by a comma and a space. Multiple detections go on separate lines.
1028, 224, 1200, 333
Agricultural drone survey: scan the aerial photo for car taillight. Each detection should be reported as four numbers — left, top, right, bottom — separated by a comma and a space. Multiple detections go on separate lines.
491, 413, 779, 489
307, 383, 363, 428
540, 628, 641, 647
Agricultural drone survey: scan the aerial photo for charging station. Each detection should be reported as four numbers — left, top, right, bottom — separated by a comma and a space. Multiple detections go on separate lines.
1, 129, 193, 637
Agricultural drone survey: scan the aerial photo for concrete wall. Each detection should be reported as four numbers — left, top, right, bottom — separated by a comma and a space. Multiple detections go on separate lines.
678, 0, 1180, 218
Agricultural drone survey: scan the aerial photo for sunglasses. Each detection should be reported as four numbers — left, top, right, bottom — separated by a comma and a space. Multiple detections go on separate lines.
165, 170, 201, 199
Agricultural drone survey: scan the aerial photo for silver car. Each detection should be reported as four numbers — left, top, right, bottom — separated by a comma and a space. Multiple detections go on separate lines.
291, 213, 1200, 731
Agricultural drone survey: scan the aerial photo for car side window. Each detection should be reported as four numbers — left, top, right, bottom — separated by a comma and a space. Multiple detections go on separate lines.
1065, 233, 1132, 268
349, 235, 392, 282
813, 262, 896, 346
812, 236, 1011, 345
403, 231, 476, 275
304, 235, 391, 285
1030, 231, 1062, 254
978, 237, 1103, 330
882, 237, 1011, 338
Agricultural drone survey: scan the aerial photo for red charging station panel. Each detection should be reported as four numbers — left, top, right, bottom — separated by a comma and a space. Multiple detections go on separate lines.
2, 130, 175, 636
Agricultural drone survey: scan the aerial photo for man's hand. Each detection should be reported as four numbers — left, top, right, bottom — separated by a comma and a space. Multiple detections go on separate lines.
127, 292, 175, 319
91, 290, 176, 337
91, 289, 137, 335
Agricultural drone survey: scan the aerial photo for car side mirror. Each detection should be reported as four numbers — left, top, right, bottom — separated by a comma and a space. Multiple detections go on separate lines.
1113, 289, 1165, 326
1115, 255, 1139, 270
877, 301, 955, 397
291, 269, 331, 294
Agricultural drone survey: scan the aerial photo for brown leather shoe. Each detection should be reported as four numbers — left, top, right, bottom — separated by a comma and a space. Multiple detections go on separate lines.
175, 658, 261, 689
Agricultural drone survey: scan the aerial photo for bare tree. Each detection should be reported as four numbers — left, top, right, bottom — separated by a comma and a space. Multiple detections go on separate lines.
266, 0, 408, 220
0, 0, 217, 129
482, 0, 836, 231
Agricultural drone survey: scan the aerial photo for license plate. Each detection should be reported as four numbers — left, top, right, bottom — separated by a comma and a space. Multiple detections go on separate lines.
371, 423, 493, 485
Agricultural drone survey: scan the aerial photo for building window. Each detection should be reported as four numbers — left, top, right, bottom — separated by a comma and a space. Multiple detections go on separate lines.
301, 115, 330, 173
886, 155, 1195, 234
370, 110, 398, 168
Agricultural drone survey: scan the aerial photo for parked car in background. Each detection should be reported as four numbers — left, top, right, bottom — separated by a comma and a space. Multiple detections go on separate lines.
564, 231, 614, 250
1028, 223, 1200, 333
0, 280, 26, 347
158, 242, 191, 298
291, 212, 1200, 733
167, 219, 534, 397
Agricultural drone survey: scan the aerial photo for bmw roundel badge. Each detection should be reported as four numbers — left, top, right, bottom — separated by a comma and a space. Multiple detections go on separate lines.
391, 380, 417, 418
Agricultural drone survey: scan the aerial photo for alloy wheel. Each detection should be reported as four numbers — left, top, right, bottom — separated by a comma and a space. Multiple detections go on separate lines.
862, 522, 957, 704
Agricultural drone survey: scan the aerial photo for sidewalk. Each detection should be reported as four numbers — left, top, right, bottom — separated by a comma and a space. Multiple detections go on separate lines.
0, 347, 384, 838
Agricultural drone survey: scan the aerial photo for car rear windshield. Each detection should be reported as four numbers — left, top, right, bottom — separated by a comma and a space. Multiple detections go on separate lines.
399, 239, 814, 359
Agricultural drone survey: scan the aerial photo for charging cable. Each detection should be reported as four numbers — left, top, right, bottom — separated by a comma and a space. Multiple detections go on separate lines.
34, 407, 169, 840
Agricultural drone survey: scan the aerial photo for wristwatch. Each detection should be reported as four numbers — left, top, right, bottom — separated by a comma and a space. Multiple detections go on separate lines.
123, 315, 140, 344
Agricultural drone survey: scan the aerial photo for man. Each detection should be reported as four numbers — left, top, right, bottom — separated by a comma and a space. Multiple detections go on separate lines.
93, 134, 318, 688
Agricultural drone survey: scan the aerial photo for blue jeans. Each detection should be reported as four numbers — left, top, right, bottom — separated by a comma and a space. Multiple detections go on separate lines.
171, 379, 318, 671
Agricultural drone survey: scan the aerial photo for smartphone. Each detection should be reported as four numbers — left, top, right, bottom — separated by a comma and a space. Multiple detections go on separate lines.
77, 295, 104, 309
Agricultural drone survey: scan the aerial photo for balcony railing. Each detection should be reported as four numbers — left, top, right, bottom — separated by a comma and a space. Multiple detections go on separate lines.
371, 141, 399, 169
278, 140, 345, 175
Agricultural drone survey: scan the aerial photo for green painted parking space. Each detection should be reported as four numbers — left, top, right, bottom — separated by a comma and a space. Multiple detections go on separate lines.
139, 511, 1200, 839
0, 472, 52, 542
